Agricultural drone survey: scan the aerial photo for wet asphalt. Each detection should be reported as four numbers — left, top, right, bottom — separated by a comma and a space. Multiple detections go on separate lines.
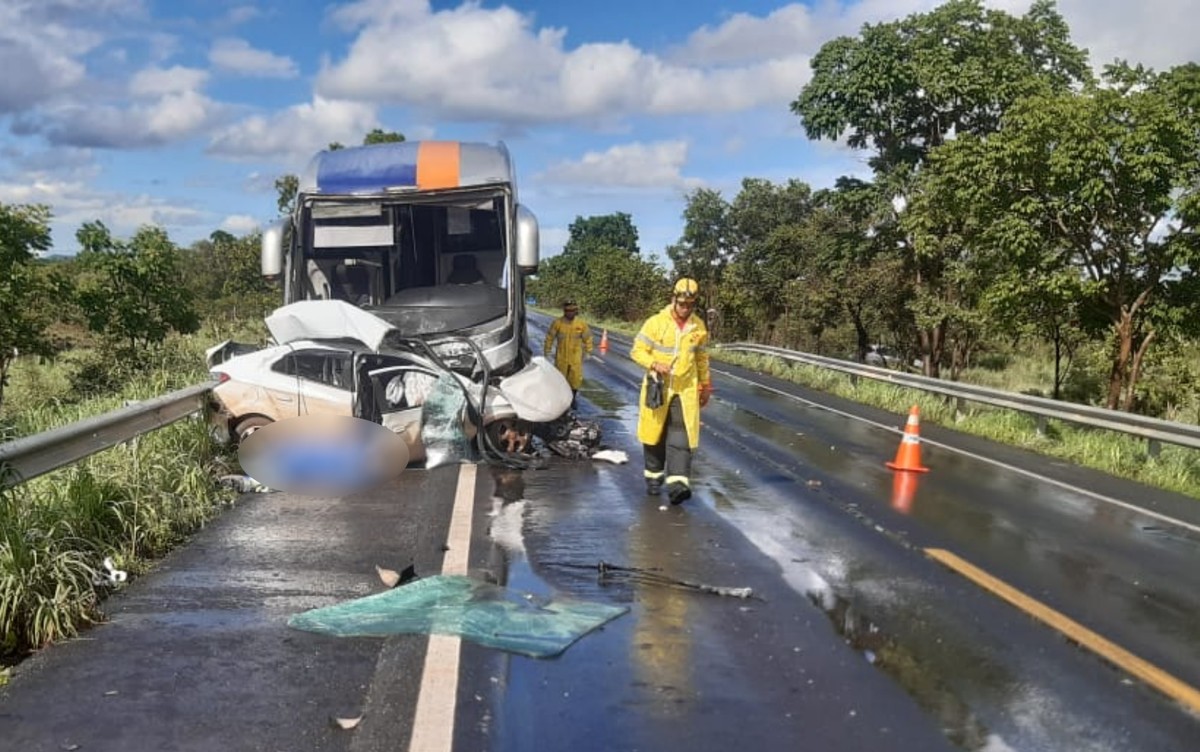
1, 316, 1198, 751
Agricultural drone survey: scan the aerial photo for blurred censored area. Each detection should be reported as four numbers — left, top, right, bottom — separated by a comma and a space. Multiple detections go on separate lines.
237, 415, 409, 495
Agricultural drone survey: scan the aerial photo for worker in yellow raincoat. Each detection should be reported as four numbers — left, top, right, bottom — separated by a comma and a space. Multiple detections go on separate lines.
631, 278, 713, 504
544, 300, 593, 409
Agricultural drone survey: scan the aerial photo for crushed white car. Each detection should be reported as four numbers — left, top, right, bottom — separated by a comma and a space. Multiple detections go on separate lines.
206, 300, 574, 467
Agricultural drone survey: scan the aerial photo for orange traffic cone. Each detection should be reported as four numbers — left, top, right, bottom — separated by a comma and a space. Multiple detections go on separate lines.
599, 329, 609, 354
886, 405, 930, 473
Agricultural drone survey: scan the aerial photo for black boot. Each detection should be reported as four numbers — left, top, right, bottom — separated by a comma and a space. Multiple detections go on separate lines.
646, 477, 663, 495
667, 482, 691, 505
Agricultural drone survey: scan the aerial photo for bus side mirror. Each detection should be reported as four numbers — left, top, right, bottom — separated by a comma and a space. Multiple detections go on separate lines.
262, 218, 287, 279
515, 204, 538, 276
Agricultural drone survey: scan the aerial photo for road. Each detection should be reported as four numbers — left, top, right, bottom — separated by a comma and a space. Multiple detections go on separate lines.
1, 315, 1197, 751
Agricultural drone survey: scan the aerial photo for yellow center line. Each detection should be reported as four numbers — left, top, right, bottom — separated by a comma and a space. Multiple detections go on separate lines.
408, 462, 477, 752
925, 547, 1200, 714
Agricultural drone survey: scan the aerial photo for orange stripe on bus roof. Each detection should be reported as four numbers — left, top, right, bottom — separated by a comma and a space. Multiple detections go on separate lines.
416, 141, 460, 189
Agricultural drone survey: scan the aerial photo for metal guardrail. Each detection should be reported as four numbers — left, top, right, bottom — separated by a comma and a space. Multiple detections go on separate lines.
0, 382, 215, 489
717, 342, 1200, 456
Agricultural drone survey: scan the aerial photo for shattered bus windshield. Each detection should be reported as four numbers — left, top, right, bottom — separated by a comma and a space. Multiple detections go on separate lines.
301, 192, 511, 335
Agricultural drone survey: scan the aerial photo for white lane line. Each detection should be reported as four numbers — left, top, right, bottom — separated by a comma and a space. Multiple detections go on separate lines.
408, 462, 477, 752
712, 366, 1200, 537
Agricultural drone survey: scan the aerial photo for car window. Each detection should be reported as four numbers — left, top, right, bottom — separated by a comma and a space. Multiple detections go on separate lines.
272, 350, 352, 389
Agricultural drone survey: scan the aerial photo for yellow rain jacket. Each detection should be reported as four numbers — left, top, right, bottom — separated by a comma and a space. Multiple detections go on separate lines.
631, 305, 711, 448
544, 316, 593, 389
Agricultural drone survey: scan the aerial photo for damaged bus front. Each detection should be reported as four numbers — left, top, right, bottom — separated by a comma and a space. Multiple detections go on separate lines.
260, 141, 540, 377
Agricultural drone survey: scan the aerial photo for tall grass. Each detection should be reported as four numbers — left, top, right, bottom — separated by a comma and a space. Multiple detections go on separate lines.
0, 324, 250, 665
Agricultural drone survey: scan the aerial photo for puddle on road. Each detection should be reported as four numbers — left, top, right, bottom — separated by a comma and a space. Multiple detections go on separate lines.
699, 458, 1144, 752
803, 577, 1001, 751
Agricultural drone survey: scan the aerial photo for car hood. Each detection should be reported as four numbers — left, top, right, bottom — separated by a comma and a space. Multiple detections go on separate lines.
264, 300, 397, 351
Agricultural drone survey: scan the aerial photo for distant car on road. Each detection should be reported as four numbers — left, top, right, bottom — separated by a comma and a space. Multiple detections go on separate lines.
863, 344, 902, 369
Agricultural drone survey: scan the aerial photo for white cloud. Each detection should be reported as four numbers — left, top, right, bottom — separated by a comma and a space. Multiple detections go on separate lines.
40, 89, 227, 148
209, 37, 298, 78
671, 4, 827, 66
1041, 0, 1200, 74
207, 96, 379, 163
222, 5, 261, 26
0, 0, 100, 114
315, 0, 813, 124
537, 141, 702, 190
0, 171, 207, 251
129, 65, 209, 97
219, 214, 260, 234
538, 227, 569, 258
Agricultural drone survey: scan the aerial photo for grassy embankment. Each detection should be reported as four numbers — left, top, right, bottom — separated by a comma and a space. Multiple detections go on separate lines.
0, 317, 268, 667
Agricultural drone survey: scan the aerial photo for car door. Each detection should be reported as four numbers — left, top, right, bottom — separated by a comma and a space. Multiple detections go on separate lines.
265, 348, 355, 418
352, 354, 445, 463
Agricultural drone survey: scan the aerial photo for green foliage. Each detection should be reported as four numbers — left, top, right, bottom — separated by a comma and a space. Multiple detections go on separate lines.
182, 231, 278, 322
564, 213, 640, 256
529, 213, 665, 321
912, 61, 1200, 408
0, 500, 101, 655
667, 187, 733, 303
274, 174, 299, 216
1, 342, 240, 661
793, 0, 1092, 378
363, 128, 405, 145
73, 222, 201, 361
0, 202, 57, 409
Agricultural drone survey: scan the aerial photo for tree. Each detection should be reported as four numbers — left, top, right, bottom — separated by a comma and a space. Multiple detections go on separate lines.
528, 213, 665, 320
363, 128, 405, 145
274, 174, 298, 216
564, 213, 640, 255
668, 188, 733, 315
912, 62, 1200, 410
74, 222, 201, 358
0, 203, 55, 408
807, 180, 911, 361
792, 0, 1092, 377
182, 230, 277, 321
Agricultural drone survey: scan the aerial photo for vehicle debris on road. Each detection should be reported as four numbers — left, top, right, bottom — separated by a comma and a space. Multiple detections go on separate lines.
287, 574, 628, 658
547, 560, 757, 599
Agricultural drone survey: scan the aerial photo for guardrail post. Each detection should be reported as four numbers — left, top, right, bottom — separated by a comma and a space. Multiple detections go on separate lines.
1148, 438, 1162, 459
849, 373, 859, 389
1036, 415, 1048, 438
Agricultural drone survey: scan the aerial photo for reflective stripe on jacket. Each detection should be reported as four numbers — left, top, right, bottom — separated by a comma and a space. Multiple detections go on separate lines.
544, 317, 593, 389
630, 305, 711, 448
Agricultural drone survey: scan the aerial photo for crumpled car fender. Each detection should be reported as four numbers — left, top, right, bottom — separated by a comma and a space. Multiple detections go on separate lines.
488, 357, 572, 424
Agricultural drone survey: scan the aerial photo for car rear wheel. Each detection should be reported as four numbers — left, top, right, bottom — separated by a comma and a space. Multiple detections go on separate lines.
233, 416, 272, 443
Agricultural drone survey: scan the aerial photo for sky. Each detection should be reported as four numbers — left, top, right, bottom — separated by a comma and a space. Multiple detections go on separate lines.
1, 0, 1197, 265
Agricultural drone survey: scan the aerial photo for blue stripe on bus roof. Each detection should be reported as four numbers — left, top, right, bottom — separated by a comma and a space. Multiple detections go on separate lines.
314, 143, 419, 193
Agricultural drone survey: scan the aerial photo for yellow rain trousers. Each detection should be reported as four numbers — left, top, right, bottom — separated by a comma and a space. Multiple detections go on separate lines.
544, 316, 593, 390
